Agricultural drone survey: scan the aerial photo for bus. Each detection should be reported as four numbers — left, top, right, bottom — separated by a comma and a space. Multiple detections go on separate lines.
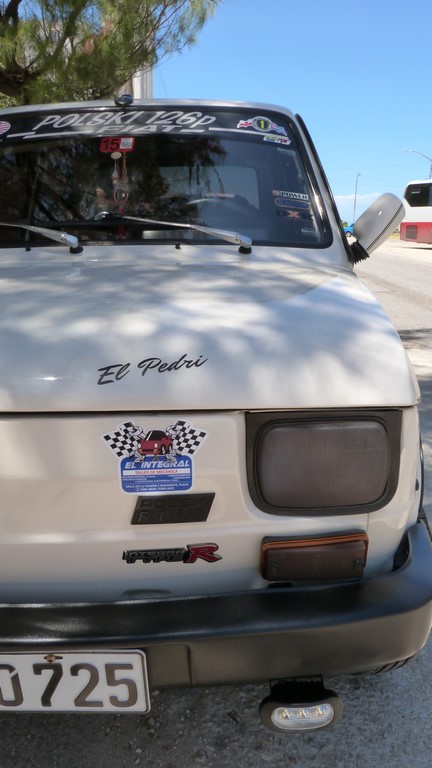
400, 179, 432, 243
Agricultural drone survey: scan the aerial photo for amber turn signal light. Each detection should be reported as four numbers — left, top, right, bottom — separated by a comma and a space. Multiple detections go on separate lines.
260, 532, 368, 581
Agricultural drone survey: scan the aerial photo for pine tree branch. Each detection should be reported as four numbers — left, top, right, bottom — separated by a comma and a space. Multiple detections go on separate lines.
50, 1, 90, 63
0, 0, 220, 103
1, 0, 23, 23
0, 66, 39, 96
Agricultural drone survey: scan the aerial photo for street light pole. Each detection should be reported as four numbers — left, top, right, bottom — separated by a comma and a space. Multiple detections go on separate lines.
403, 149, 432, 179
353, 170, 361, 222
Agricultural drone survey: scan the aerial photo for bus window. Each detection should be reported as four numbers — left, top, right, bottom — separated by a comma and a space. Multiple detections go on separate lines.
404, 183, 432, 207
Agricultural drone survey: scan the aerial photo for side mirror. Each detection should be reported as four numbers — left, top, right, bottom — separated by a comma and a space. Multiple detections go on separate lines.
350, 193, 405, 262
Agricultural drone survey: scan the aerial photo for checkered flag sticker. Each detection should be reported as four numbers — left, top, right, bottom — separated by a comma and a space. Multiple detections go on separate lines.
102, 421, 142, 458
171, 420, 207, 455
103, 419, 207, 460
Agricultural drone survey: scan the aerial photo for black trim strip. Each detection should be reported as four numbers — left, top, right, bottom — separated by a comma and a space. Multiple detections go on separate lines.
295, 113, 355, 262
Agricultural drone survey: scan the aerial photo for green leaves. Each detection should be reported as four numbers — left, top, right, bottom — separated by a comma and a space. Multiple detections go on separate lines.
0, 0, 220, 103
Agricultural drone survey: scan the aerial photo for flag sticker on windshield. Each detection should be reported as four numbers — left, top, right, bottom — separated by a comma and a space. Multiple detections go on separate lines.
102, 419, 208, 493
236, 116, 287, 136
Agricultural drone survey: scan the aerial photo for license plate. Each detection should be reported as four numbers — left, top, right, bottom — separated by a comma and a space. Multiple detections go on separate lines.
0, 651, 150, 713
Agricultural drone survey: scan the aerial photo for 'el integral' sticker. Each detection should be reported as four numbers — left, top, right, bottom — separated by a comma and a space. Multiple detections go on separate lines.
102, 419, 207, 494
121, 456, 193, 494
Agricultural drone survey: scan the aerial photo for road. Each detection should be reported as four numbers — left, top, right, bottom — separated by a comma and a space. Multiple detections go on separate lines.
0, 240, 431, 768
356, 238, 432, 517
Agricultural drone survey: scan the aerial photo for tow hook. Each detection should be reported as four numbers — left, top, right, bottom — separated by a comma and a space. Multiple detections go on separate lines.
259, 679, 343, 733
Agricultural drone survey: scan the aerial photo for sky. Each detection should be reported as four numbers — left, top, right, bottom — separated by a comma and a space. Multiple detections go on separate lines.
152, 0, 432, 223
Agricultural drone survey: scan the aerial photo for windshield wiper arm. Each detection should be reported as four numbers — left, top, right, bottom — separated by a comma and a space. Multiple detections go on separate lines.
94, 212, 252, 253
0, 222, 82, 253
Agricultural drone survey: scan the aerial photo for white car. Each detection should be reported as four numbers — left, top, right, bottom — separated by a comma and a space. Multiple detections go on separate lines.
0, 97, 431, 732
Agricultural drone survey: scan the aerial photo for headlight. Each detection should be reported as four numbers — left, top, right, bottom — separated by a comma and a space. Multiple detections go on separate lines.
247, 410, 401, 515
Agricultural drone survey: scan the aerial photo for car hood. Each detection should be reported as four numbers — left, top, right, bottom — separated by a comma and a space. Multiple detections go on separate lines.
0, 245, 419, 412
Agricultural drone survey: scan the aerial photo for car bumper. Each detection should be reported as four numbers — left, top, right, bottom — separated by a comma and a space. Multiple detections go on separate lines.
1, 522, 431, 688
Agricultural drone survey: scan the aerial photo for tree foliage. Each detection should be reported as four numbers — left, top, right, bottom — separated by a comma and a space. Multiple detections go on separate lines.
0, 0, 219, 104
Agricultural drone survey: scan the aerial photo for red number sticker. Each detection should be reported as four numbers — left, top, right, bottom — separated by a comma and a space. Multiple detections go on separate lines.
99, 137, 135, 153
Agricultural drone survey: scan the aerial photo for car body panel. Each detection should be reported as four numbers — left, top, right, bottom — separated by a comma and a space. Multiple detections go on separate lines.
0, 99, 430, 707
0, 404, 422, 602
0, 249, 418, 412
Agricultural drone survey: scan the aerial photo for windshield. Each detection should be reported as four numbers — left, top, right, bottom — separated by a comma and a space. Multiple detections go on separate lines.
0, 106, 329, 248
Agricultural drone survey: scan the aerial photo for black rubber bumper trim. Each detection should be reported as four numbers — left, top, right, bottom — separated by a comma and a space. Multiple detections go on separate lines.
0, 522, 431, 686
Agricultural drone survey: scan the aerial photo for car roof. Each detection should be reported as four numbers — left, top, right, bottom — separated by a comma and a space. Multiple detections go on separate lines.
0, 98, 297, 121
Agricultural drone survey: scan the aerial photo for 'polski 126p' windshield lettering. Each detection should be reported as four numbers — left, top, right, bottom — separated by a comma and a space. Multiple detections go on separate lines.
7, 110, 218, 140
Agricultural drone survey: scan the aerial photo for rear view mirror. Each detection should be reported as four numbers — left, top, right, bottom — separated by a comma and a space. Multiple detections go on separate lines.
350, 193, 405, 262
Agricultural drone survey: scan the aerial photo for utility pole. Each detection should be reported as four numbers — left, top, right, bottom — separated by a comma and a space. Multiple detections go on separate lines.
353, 170, 361, 222
403, 149, 432, 179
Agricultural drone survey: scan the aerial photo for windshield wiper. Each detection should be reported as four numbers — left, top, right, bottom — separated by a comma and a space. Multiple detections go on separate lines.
0, 221, 82, 253
94, 212, 252, 253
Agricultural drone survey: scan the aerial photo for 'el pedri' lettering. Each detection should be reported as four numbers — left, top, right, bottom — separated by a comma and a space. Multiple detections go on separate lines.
97, 354, 208, 385
137, 354, 208, 377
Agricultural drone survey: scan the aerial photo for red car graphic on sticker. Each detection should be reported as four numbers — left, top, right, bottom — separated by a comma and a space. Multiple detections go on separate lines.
138, 430, 173, 457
